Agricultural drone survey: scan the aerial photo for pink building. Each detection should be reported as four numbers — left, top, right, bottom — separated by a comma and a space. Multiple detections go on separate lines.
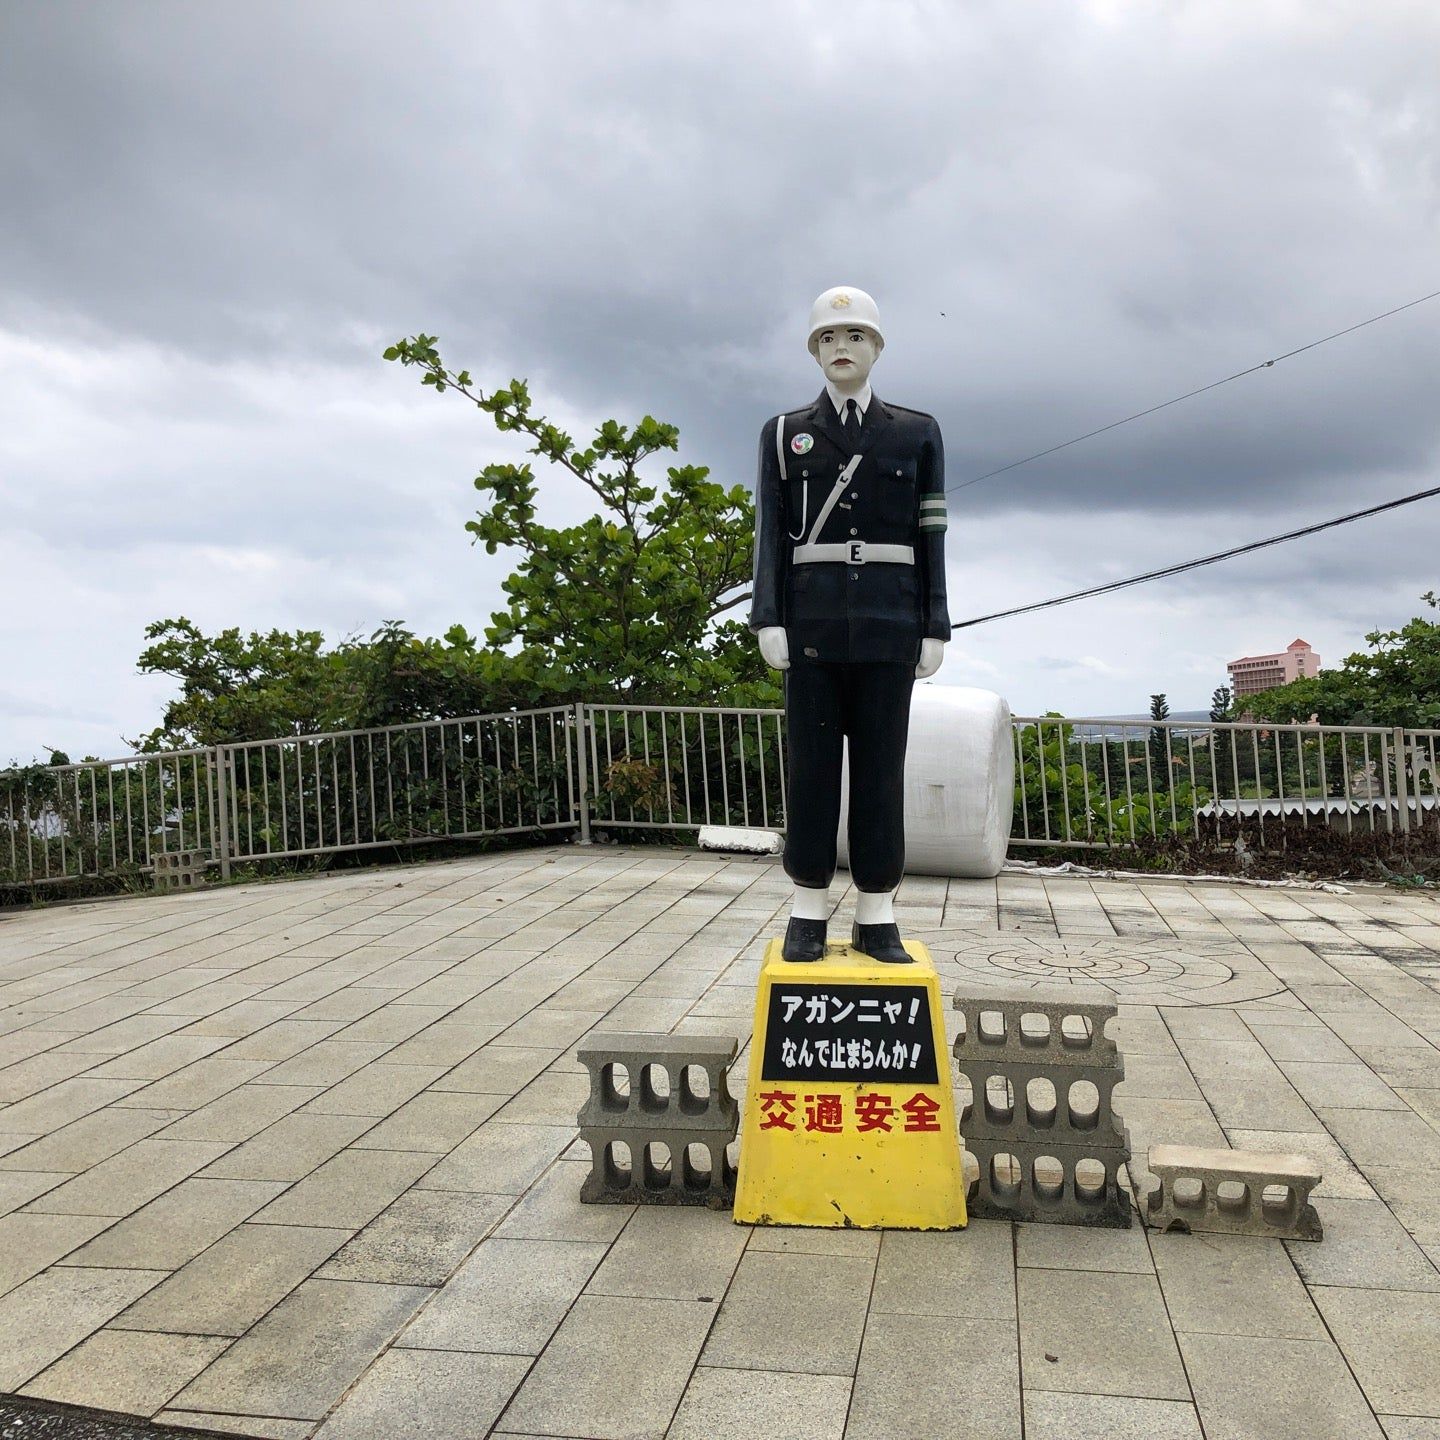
1227, 638, 1321, 699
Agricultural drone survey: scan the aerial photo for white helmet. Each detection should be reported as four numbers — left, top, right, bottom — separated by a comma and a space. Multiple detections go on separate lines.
807, 286, 884, 355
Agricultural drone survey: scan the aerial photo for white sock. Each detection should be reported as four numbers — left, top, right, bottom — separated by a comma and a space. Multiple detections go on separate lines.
855, 889, 895, 926
791, 884, 830, 921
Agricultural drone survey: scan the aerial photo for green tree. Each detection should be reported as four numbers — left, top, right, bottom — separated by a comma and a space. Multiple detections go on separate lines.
1014, 716, 1094, 842
384, 335, 774, 705
131, 617, 532, 751
1209, 684, 1234, 790
131, 618, 339, 749
1148, 692, 1171, 787
343, 620, 536, 728
1245, 600, 1440, 729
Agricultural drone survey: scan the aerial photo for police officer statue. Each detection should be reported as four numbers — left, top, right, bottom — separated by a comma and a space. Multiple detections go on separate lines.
751, 287, 949, 963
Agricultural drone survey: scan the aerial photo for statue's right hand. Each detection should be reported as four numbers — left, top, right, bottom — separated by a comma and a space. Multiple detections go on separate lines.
758, 626, 790, 672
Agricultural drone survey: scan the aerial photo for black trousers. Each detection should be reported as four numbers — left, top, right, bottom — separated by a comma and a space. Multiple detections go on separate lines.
783, 660, 914, 893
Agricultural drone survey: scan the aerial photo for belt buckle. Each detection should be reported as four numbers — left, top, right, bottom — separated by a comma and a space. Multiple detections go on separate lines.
847, 540, 865, 565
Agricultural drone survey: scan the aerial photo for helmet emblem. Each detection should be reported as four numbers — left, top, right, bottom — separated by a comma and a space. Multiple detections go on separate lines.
830, 293, 852, 309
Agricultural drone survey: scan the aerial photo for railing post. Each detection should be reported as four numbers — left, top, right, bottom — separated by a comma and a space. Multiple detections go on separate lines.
574, 702, 593, 845
1394, 726, 1412, 836
213, 745, 233, 880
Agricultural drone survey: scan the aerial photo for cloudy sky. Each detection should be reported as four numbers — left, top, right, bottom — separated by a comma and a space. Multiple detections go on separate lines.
2, 0, 1437, 764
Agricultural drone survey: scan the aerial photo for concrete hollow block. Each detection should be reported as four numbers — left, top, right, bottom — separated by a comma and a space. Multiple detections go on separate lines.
956, 1061, 1126, 1147
151, 849, 211, 893
580, 1128, 737, 1207
576, 1032, 740, 1207
577, 1032, 738, 1134
953, 986, 1121, 1070
964, 1135, 1132, 1227
952, 985, 1131, 1227
1144, 1144, 1322, 1241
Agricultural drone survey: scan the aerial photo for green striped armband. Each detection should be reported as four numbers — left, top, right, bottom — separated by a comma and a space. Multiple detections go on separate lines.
918, 496, 948, 532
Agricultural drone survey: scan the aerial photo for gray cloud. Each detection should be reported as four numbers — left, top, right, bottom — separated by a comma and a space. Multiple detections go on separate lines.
1, 0, 1438, 760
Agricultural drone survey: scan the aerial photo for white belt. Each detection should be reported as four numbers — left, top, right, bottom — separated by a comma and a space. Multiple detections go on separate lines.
792, 542, 915, 566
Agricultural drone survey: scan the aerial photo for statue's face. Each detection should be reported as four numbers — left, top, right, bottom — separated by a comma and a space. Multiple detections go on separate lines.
814, 326, 879, 389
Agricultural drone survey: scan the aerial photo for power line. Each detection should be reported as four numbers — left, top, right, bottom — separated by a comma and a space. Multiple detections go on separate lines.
948, 286, 1440, 494
950, 482, 1440, 631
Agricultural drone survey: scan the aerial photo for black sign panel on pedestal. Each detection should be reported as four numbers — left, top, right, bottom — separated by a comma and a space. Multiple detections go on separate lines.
760, 982, 939, 1084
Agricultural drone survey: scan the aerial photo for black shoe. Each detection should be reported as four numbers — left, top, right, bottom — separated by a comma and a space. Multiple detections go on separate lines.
783, 917, 827, 962
851, 922, 911, 964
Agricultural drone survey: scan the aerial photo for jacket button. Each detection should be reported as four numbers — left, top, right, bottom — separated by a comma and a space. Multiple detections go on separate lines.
801, 470, 808, 477
850, 492, 859, 500
850, 571, 860, 580
849, 528, 857, 535
896, 469, 903, 476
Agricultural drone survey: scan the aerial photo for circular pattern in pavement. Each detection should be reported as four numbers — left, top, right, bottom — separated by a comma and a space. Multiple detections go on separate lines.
909, 930, 1289, 1007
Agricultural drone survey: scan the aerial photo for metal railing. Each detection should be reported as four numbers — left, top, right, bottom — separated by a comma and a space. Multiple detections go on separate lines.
1, 748, 222, 890
5, 705, 1437, 892
584, 704, 785, 834
1, 707, 577, 891
1011, 716, 1440, 848
218, 707, 578, 867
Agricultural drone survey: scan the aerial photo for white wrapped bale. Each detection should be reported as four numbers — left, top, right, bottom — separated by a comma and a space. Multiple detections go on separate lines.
838, 686, 1013, 879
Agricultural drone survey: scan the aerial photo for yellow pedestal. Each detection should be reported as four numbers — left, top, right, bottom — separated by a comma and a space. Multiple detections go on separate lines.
733, 939, 966, 1230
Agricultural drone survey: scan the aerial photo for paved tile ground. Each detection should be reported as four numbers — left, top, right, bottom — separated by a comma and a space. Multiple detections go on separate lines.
2, 847, 1440, 1438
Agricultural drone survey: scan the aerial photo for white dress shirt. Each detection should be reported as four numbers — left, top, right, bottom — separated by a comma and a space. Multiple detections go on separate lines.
825, 381, 873, 424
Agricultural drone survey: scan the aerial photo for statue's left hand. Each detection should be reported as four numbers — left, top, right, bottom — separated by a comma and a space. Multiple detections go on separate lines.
915, 638, 946, 680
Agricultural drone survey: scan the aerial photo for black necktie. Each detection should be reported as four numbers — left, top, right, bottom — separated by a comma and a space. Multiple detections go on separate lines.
842, 398, 858, 432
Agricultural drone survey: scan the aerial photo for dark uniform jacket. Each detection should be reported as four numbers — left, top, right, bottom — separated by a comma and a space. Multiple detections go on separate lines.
749, 391, 950, 665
